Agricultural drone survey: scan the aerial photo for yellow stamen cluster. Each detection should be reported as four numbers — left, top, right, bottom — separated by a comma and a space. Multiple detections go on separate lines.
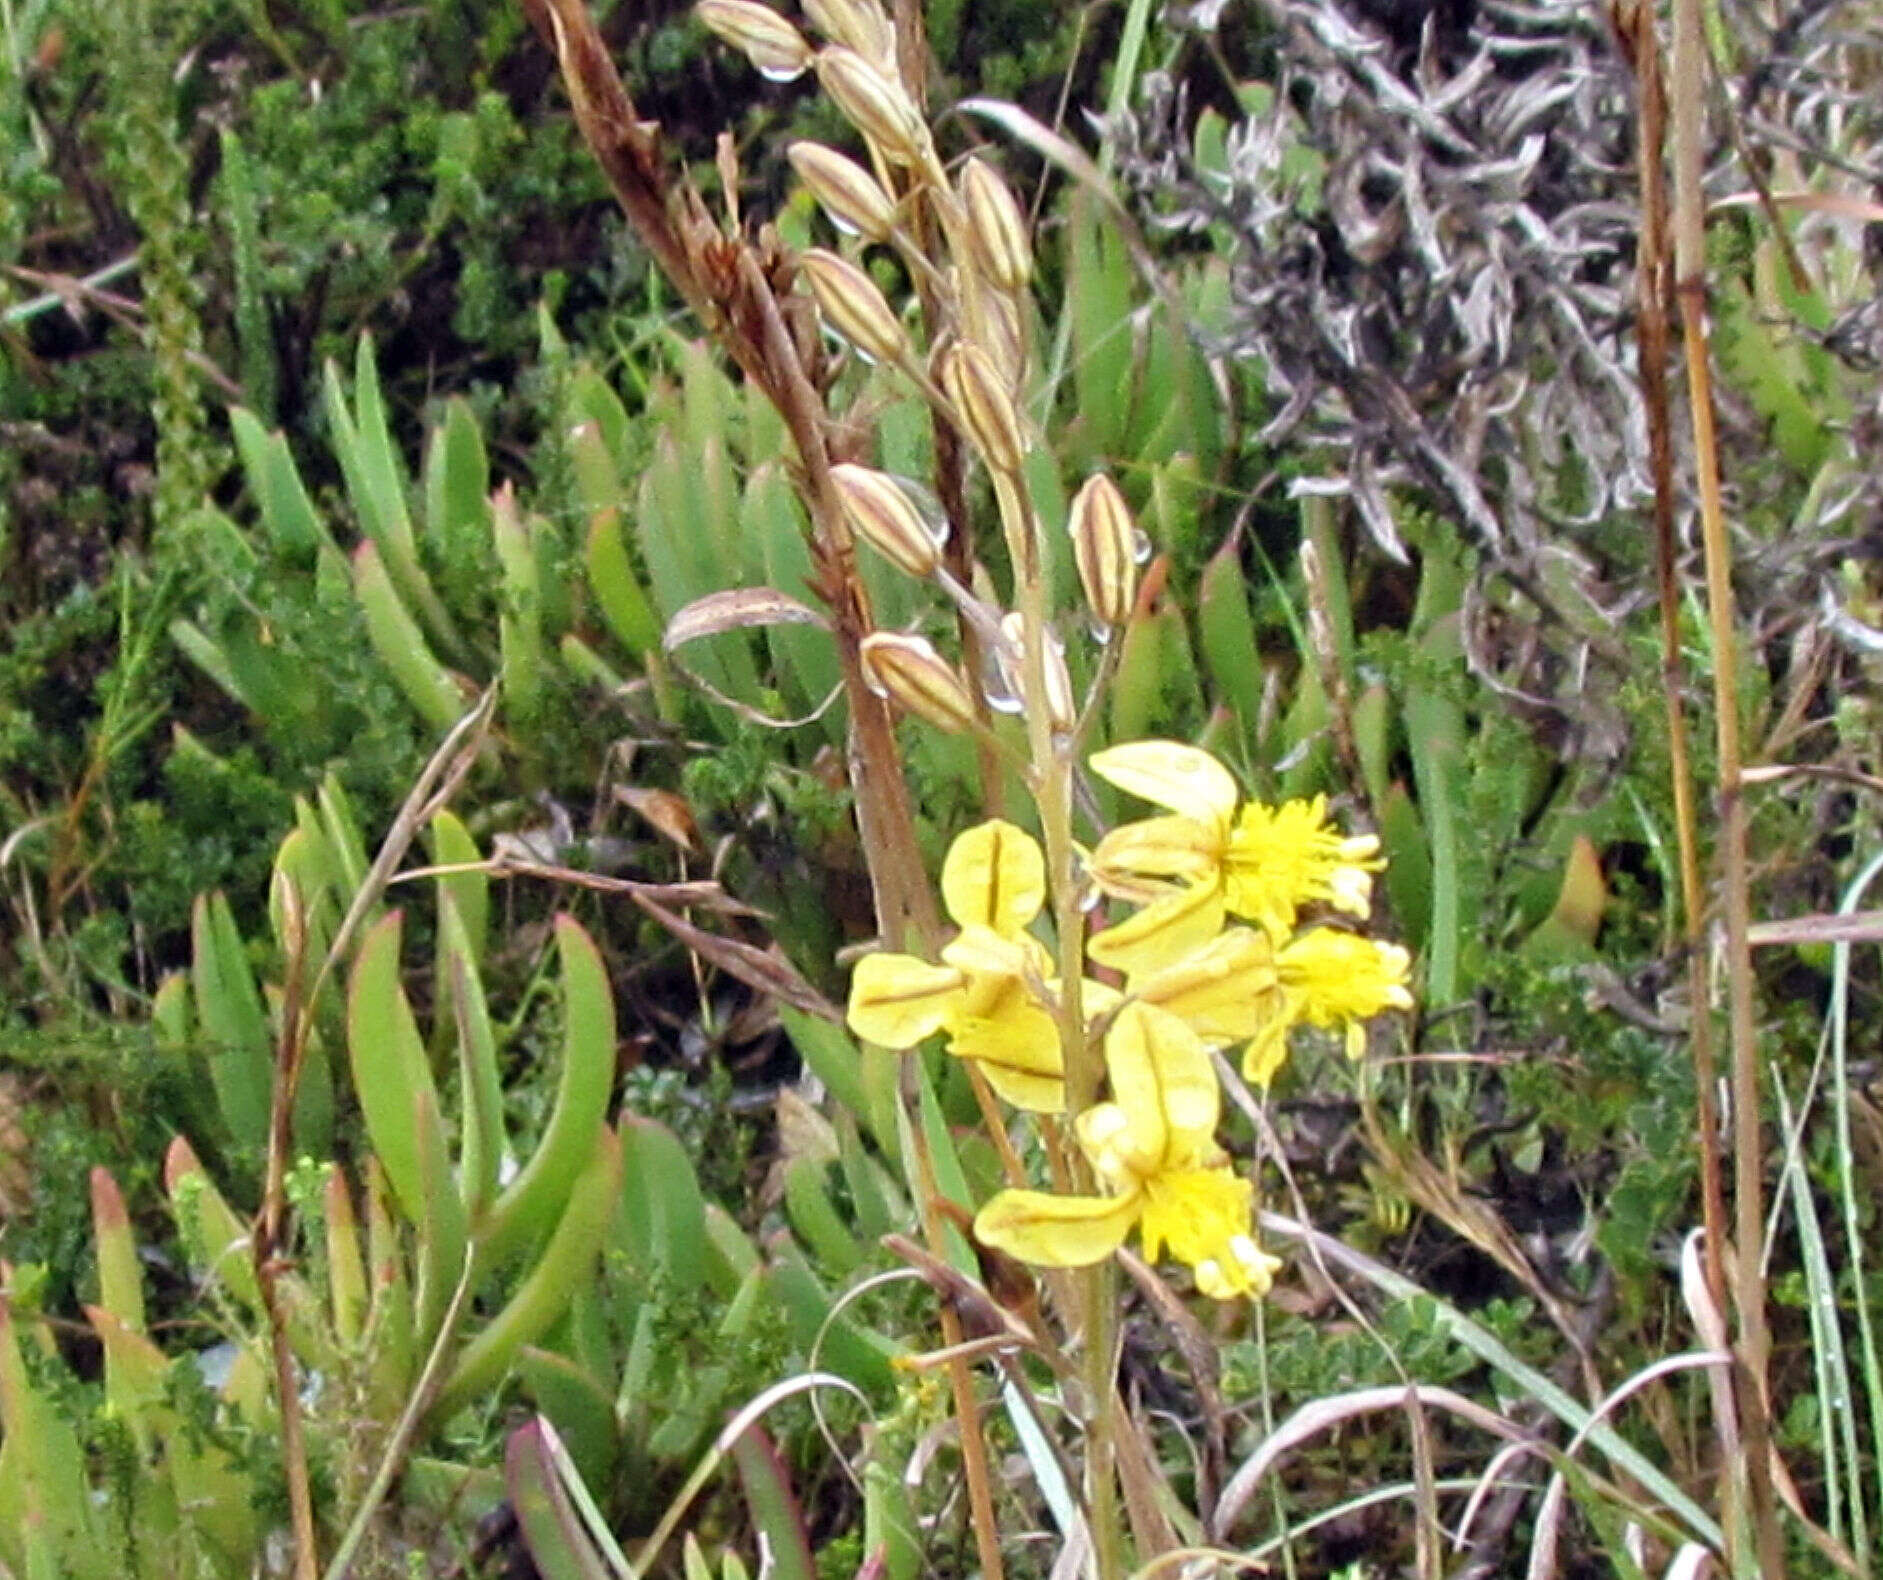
844, 743, 1411, 1301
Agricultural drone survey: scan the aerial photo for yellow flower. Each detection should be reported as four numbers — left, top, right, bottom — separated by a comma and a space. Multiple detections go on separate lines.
1087, 741, 1384, 968
973, 1001, 1282, 1300
1095, 926, 1281, 1051
846, 820, 1066, 1110
1242, 929, 1414, 1086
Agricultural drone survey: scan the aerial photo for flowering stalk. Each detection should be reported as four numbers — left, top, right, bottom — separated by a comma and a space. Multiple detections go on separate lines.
536, 5, 1416, 1576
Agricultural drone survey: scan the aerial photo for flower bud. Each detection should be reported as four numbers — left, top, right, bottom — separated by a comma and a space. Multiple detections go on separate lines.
996, 612, 1076, 734
802, 0, 895, 67
788, 141, 897, 241
959, 157, 1032, 293
831, 464, 940, 578
1068, 473, 1140, 628
861, 633, 978, 732
942, 342, 1026, 474
697, 0, 812, 80
817, 46, 927, 168
800, 249, 908, 365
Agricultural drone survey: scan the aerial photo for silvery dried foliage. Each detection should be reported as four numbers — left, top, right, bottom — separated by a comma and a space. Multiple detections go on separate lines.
1117, 0, 1883, 672
1120, 0, 1651, 567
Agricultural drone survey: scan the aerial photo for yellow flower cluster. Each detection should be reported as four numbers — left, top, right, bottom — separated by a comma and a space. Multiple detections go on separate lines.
845, 741, 1412, 1300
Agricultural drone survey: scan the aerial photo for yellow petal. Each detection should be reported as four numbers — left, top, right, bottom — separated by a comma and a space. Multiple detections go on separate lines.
1130, 927, 1279, 1046
1090, 814, 1223, 887
846, 952, 964, 1048
1087, 880, 1227, 976
1095, 1002, 1221, 1174
942, 819, 1046, 936
1089, 741, 1239, 831
949, 1002, 1065, 1113
1239, 1013, 1293, 1088
974, 1186, 1140, 1268
974, 1063, 1068, 1112
1135, 1002, 1221, 1150
942, 923, 1048, 984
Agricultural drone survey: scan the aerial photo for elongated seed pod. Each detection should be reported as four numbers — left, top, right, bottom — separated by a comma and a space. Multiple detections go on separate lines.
802, 0, 895, 67
1069, 473, 1139, 628
817, 46, 928, 168
832, 464, 940, 577
861, 633, 978, 732
996, 611, 1075, 733
789, 141, 897, 241
960, 157, 1032, 293
697, 0, 813, 79
801, 250, 908, 365
942, 342, 1026, 474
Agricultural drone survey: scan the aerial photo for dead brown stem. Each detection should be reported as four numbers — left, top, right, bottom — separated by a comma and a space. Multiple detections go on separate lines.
1668, 0, 1785, 1569
1614, 0, 1729, 1354
519, 0, 938, 954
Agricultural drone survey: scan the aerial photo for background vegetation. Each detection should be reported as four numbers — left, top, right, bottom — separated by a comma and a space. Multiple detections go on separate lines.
2, 0, 1880, 1574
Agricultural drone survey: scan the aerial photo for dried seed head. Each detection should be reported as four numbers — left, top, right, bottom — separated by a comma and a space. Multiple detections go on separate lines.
817, 47, 928, 168
788, 141, 897, 242
800, 249, 908, 365
831, 464, 940, 578
801, 0, 895, 68
959, 157, 1032, 293
861, 633, 978, 733
696, 0, 813, 80
942, 342, 1026, 474
996, 612, 1076, 734
1068, 473, 1139, 628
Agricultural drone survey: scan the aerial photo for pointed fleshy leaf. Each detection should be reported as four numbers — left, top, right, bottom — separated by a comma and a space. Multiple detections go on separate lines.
433, 1127, 621, 1423
191, 890, 274, 1150
616, 1116, 708, 1294
346, 911, 450, 1225
506, 1419, 613, 1580
731, 1427, 817, 1580
479, 917, 616, 1271
90, 1168, 144, 1332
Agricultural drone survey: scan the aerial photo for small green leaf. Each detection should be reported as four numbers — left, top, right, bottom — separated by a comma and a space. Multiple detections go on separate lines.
229, 407, 325, 558
730, 1427, 817, 1580
506, 1419, 614, 1580
783, 1157, 862, 1276
89, 1168, 144, 1333
425, 397, 491, 562
353, 542, 469, 734
1197, 537, 1264, 736
616, 1116, 709, 1294
191, 891, 273, 1151
493, 485, 545, 724
443, 896, 505, 1222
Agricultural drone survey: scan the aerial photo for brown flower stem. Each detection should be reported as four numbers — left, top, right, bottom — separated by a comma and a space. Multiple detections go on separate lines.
1619, 0, 1730, 1333
735, 248, 940, 952
1669, 0, 1784, 1570
520, 0, 939, 956
900, 1059, 1006, 1580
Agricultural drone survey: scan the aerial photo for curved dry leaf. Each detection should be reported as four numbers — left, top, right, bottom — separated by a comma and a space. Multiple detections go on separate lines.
661, 587, 841, 728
